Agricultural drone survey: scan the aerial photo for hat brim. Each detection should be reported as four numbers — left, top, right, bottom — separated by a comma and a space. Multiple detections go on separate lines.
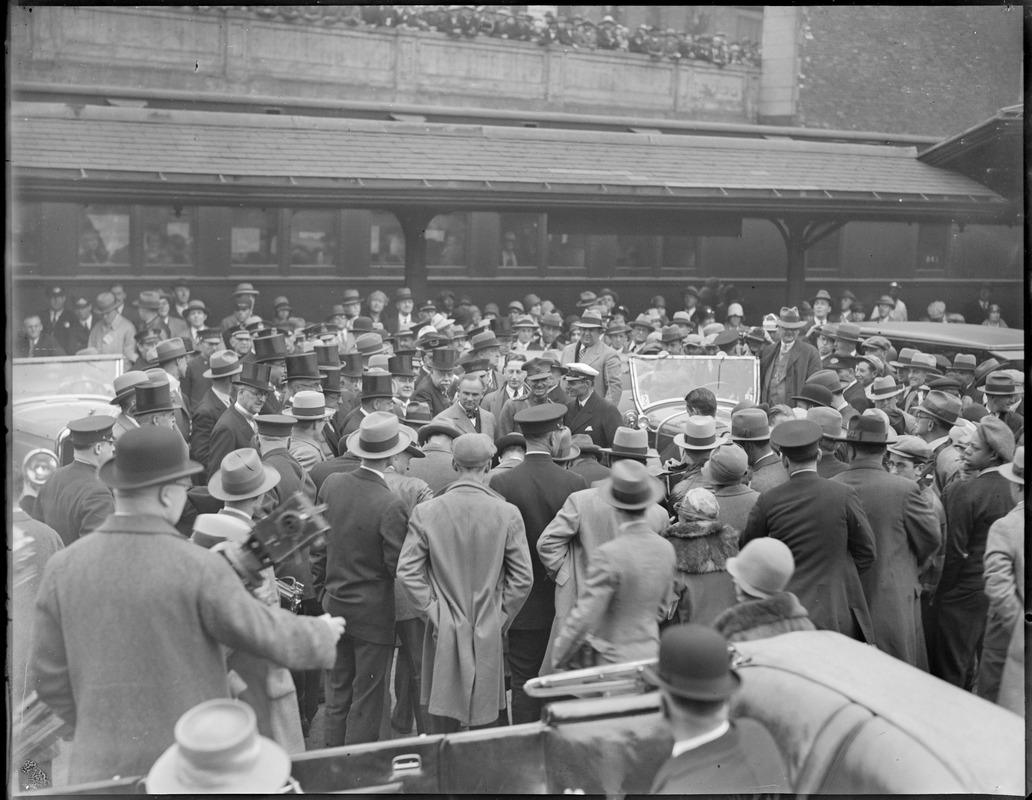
98, 457, 203, 490
598, 448, 650, 463
998, 462, 1024, 484
789, 395, 831, 409
597, 474, 665, 510
284, 407, 334, 421
553, 445, 581, 463
346, 426, 415, 459
203, 364, 244, 380
726, 557, 774, 600
673, 434, 720, 451
146, 734, 290, 794
208, 462, 281, 501
776, 320, 808, 329
641, 663, 741, 701
865, 385, 905, 400
982, 386, 1021, 396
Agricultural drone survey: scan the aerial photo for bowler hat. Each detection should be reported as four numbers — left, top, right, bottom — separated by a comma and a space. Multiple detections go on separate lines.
351, 316, 375, 334
844, 414, 890, 444
233, 361, 275, 393
726, 539, 795, 600
865, 375, 905, 401
552, 428, 581, 464
67, 416, 116, 447
203, 350, 244, 380
132, 381, 175, 416
982, 371, 1021, 396
208, 448, 281, 501
285, 352, 321, 381
110, 370, 151, 404
674, 416, 719, 451
514, 403, 567, 436
99, 427, 202, 489
643, 624, 741, 700
146, 699, 289, 794
775, 307, 808, 329
574, 309, 606, 329
731, 408, 770, 441
600, 427, 650, 463
346, 412, 415, 459
252, 332, 287, 364
575, 291, 598, 308
999, 446, 1024, 485
452, 433, 497, 468
701, 443, 749, 486
285, 391, 333, 421
598, 459, 664, 510
916, 390, 962, 427
361, 370, 395, 399
791, 383, 834, 409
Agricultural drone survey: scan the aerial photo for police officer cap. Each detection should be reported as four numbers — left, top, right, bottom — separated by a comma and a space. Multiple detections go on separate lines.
514, 403, 567, 435
452, 433, 497, 469
565, 362, 600, 381
255, 414, 297, 437
68, 415, 116, 447
770, 419, 822, 457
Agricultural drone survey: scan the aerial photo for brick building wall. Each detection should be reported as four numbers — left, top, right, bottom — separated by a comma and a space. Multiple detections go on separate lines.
795, 5, 1022, 136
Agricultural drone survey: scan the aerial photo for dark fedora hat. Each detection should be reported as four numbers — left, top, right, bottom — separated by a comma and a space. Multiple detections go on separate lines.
252, 332, 287, 364
598, 459, 664, 510
844, 414, 890, 445
643, 624, 741, 701
400, 401, 434, 430
471, 331, 502, 352
132, 290, 162, 311
132, 380, 175, 416
285, 352, 321, 381
361, 370, 395, 399
98, 426, 202, 490
233, 361, 275, 393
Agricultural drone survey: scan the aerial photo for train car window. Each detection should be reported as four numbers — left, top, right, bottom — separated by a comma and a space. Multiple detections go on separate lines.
141, 206, 194, 268
231, 208, 280, 266
79, 205, 130, 265
545, 232, 588, 270
498, 213, 540, 268
615, 235, 659, 272
370, 211, 406, 266
426, 213, 469, 267
12, 202, 40, 265
660, 236, 698, 271
289, 209, 339, 268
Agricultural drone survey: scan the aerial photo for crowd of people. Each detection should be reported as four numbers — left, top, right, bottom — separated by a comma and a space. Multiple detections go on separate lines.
237, 5, 762, 67
13, 276, 1024, 792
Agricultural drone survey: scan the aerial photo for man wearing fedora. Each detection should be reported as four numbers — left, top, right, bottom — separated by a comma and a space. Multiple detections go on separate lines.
31, 427, 343, 785
667, 416, 724, 509
312, 412, 411, 746
413, 347, 460, 417
981, 370, 1024, 439
806, 407, 850, 479
912, 390, 965, 496
833, 416, 941, 669
537, 311, 566, 353
433, 374, 498, 439
109, 370, 149, 441
645, 624, 788, 794
567, 433, 610, 484
490, 404, 588, 722
286, 390, 334, 469
88, 291, 137, 364
31, 417, 116, 547
181, 327, 222, 410
728, 408, 788, 494
387, 287, 416, 334
976, 446, 1024, 712
930, 417, 1017, 689
397, 433, 533, 733
220, 283, 260, 330
154, 337, 196, 431
713, 538, 816, 643
742, 420, 876, 643
537, 427, 667, 675
189, 350, 242, 480
560, 309, 622, 405
866, 374, 911, 436
563, 362, 623, 450
551, 460, 676, 669
759, 307, 821, 408
208, 361, 273, 475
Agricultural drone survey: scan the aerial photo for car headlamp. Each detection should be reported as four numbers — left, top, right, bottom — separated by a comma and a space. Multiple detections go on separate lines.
23, 449, 59, 490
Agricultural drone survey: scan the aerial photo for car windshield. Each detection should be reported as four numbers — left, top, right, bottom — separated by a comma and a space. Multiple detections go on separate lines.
12, 353, 123, 399
626, 355, 758, 411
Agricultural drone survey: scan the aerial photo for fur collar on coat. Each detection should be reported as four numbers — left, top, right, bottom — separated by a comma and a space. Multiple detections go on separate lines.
712, 591, 815, 642
662, 519, 738, 574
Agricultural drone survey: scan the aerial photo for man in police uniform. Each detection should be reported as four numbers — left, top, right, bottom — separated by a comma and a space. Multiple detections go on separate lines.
32, 416, 116, 547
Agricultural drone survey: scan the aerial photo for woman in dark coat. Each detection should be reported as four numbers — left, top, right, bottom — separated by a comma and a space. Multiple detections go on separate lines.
663, 487, 739, 626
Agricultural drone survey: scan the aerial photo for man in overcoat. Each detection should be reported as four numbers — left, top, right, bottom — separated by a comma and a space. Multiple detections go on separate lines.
31, 427, 342, 785
741, 420, 877, 642
311, 413, 410, 746
397, 433, 532, 733
489, 404, 587, 723
833, 416, 941, 669
559, 309, 623, 404
758, 307, 821, 407
208, 361, 272, 474
730, 408, 789, 494
188, 350, 240, 480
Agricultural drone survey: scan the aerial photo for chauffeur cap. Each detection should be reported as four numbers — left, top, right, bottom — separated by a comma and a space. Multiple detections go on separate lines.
68, 416, 116, 447
643, 623, 741, 700
255, 415, 297, 437
99, 426, 202, 490
514, 403, 566, 436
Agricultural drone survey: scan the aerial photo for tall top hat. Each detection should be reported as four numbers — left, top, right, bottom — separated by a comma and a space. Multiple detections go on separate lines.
314, 342, 341, 370
132, 380, 175, 416
361, 370, 395, 399
285, 352, 321, 381
429, 348, 460, 371
252, 332, 287, 364
233, 361, 275, 393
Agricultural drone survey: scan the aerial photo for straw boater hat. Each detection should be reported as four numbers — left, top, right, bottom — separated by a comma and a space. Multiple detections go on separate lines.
346, 412, 416, 459
673, 416, 720, 451
202, 351, 243, 380
600, 427, 651, 463
146, 699, 290, 794
285, 391, 334, 421
865, 375, 905, 401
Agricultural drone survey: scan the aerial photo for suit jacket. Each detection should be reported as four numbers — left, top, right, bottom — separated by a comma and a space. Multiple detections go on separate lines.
560, 339, 623, 404
489, 453, 588, 630
834, 457, 942, 668
311, 469, 408, 644
842, 380, 871, 414
181, 353, 212, 410
649, 719, 790, 794
564, 391, 623, 449
32, 460, 115, 547
310, 452, 362, 493
742, 471, 876, 642
412, 381, 452, 417
816, 450, 849, 479
208, 404, 257, 475
551, 521, 676, 668
433, 402, 497, 440
189, 388, 229, 477
40, 308, 77, 339
59, 317, 93, 356
483, 385, 521, 418
14, 333, 66, 358
405, 444, 459, 496
747, 452, 789, 494
759, 339, 821, 406
31, 512, 337, 785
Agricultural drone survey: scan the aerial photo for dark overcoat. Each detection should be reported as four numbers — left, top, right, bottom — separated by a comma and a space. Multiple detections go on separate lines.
32, 460, 114, 547
189, 388, 228, 476
564, 391, 623, 449
207, 403, 256, 475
